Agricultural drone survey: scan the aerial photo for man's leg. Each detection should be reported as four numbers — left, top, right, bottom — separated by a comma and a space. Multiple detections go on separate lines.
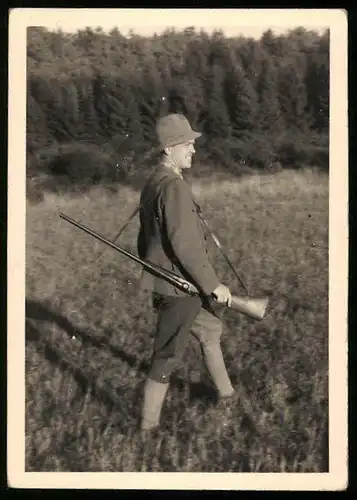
141, 379, 169, 431
190, 306, 235, 398
141, 294, 202, 431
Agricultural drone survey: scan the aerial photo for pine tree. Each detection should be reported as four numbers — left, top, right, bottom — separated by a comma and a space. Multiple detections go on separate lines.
185, 37, 210, 81
136, 63, 169, 142
175, 76, 206, 130
306, 32, 329, 132
74, 75, 101, 140
260, 29, 285, 58
204, 63, 231, 138
73, 27, 97, 57
238, 38, 266, 90
256, 56, 283, 132
92, 73, 124, 137
208, 29, 232, 70
25, 25, 330, 170
223, 62, 258, 134
182, 35, 211, 129
278, 63, 310, 131
26, 92, 51, 153
27, 27, 53, 64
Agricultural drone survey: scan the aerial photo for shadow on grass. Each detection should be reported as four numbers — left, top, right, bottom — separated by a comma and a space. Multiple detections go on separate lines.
25, 298, 225, 424
25, 320, 141, 428
28, 298, 324, 471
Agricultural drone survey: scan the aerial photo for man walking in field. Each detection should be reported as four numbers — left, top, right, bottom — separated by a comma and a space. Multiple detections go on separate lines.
137, 113, 235, 432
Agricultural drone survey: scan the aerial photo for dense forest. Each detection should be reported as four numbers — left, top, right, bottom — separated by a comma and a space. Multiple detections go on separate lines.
26, 26, 329, 186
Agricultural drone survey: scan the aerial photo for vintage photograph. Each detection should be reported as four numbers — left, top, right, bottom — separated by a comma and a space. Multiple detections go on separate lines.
8, 7, 348, 490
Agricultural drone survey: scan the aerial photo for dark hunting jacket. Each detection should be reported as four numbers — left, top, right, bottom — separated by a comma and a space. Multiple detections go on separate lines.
137, 163, 220, 298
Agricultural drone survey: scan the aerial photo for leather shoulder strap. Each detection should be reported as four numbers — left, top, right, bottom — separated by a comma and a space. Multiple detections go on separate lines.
108, 174, 175, 244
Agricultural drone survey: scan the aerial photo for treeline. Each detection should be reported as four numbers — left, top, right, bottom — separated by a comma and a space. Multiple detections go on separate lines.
27, 26, 329, 186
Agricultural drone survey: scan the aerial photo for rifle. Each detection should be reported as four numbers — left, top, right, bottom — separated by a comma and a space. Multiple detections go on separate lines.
59, 213, 269, 321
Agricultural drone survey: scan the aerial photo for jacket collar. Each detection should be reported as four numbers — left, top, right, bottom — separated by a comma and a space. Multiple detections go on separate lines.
156, 161, 183, 179
148, 162, 184, 185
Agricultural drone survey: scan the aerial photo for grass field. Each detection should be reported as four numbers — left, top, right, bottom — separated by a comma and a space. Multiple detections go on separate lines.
25, 167, 329, 472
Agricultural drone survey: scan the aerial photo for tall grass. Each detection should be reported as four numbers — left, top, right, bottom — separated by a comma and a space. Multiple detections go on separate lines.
26, 167, 328, 472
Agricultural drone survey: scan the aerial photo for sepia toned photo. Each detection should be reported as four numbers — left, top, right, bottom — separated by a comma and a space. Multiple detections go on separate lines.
7, 8, 348, 490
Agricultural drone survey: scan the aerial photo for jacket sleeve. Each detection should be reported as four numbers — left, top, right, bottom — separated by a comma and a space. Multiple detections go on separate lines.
161, 179, 220, 296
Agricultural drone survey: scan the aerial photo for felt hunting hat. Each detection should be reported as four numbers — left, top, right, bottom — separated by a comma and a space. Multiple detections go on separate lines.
156, 114, 202, 149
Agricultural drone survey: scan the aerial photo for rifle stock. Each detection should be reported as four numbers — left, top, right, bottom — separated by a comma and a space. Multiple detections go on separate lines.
229, 295, 269, 321
59, 213, 269, 321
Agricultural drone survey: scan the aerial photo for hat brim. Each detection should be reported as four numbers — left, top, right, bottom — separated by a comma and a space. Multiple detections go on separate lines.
163, 131, 202, 148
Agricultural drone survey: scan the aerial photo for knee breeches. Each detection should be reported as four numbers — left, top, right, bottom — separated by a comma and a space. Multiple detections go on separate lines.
148, 294, 225, 383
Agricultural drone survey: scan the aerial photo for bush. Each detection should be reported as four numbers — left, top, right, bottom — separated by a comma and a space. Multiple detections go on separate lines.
225, 133, 277, 170
26, 129, 329, 197
27, 144, 59, 179
48, 143, 114, 184
31, 139, 161, 192
203, 137, 234, 169
277, 136, 328, 170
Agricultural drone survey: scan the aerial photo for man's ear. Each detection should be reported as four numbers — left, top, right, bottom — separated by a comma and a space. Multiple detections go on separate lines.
164, 147, 171, 156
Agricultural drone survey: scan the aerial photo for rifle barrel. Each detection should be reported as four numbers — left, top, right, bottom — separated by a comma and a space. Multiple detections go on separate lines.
59, 213, 195, 293
59, 213, 269, 320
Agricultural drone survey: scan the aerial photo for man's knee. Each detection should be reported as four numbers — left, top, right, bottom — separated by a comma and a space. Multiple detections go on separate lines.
148, 357, 176, 384
191, 308, 223, 347
200, 331, 222, 351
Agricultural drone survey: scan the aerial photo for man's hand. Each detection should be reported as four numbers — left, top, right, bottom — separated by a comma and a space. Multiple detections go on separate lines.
212, 283, 232, 307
